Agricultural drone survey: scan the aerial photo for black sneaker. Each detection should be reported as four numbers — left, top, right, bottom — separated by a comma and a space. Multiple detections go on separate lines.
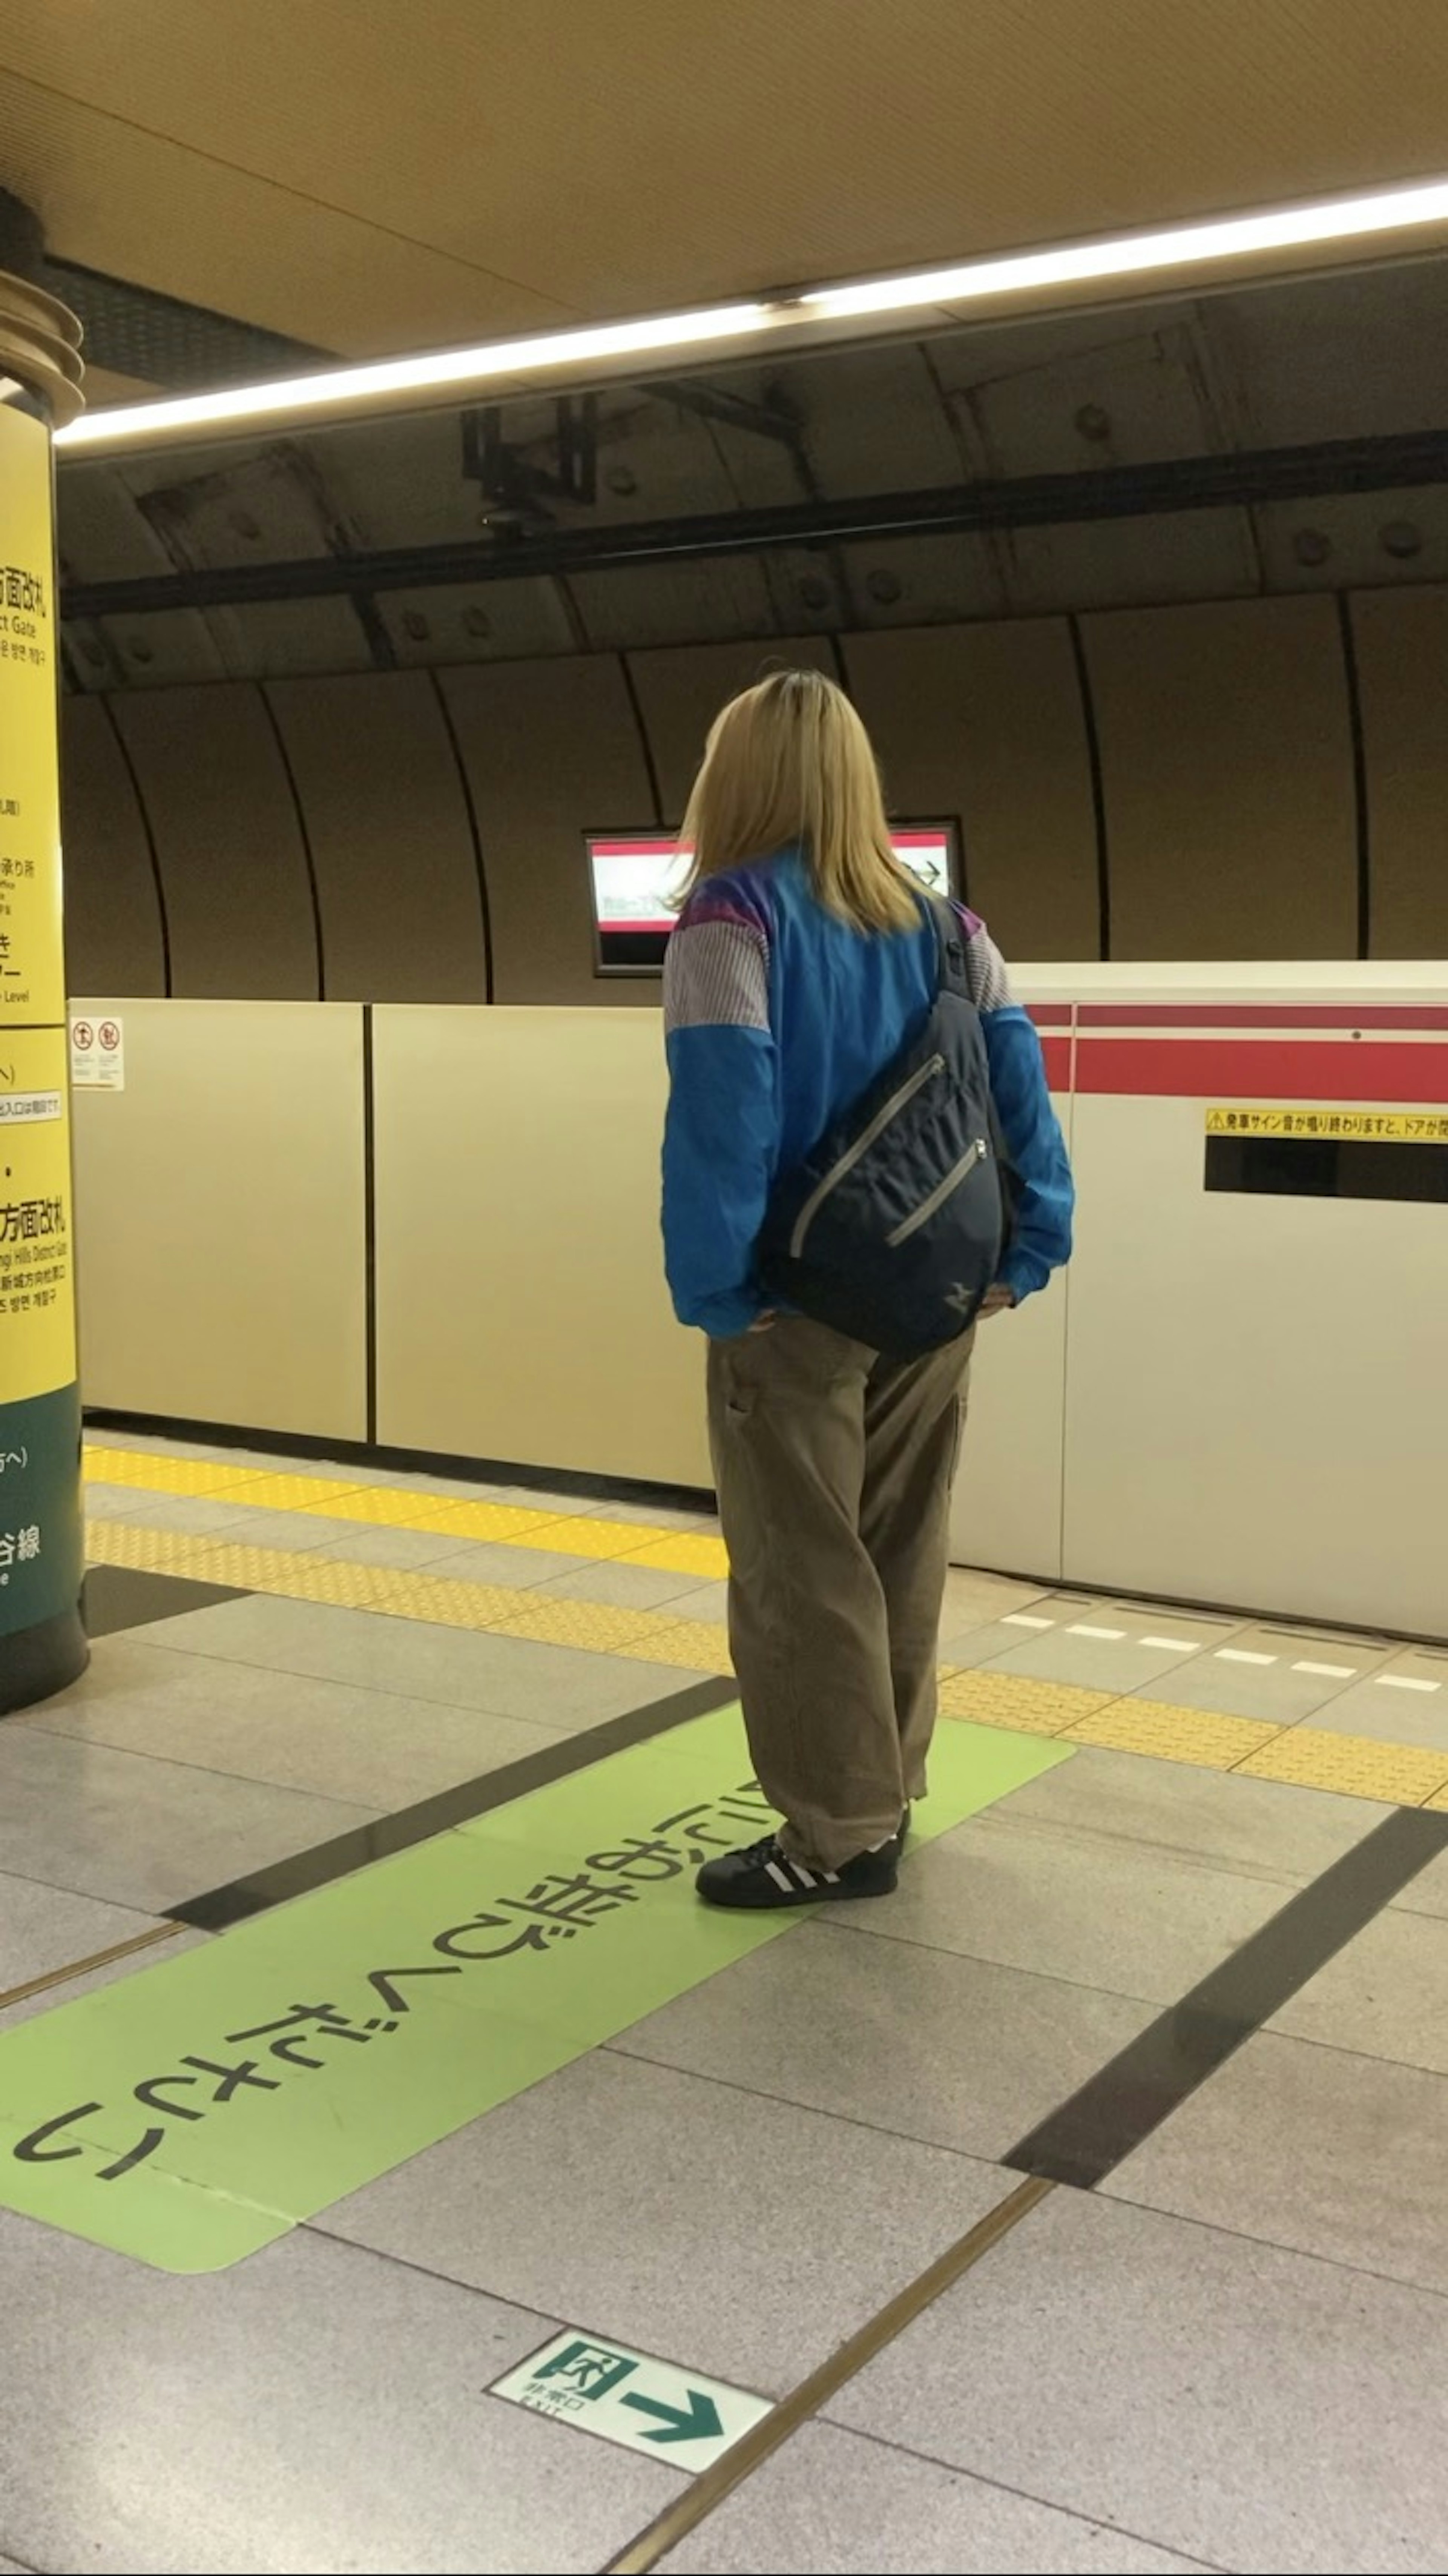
696, 1834, 899, 1910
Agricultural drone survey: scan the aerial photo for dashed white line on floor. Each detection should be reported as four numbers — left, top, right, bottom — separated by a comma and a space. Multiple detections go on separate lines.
988, 1619, 1442, 1691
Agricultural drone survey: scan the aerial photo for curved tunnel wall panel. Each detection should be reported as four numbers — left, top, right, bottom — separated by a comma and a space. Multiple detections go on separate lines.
841, 623, 1101, 959
627, 636, 836, 821
437, 656, 658, 1004
60, 695, 168, 996
109, 682, 320, 998
1082, 596, 1358, 960
1349, 586, 1448, 959
264, 672, 489, 1002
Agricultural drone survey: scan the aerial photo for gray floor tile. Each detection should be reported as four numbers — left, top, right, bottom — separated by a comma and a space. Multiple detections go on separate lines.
0, 2553, 30, 2570
1105, 2028, 1448, 2297
829, 2188, 1448, 2573
0, 1721, 376, 1913
85, 1486, 257, 1535
1302, 1648, 1448, 1750
840, 1812, 1299, 2004
938, 1591, 1107, 1669
0, 1869, 161, 1992
663, 1578, 730, 1622
985, 1746, 1385, 1882
1394, 1846, 1448, 1923
201, 1509, 480, 1569
0, 2211, 682, 2574
1270, 1906, 1448, 2074
321, 2051, 1009, 2392
83, 1566, 244, 1638
86, 1430, 213, 1458
538, 1560, 706, 1611
327, 1464, 556, 1504
659, 2421, 1206, 2575
976, 1622, 1235, 1696
1139, 1628, 1386, 1724
123, 1595, 706, 1730
21, 1634, 564, 1809
417, 1538, 597, 1589
611, 1916, 1152, 2159
601, 1498, 719, 1532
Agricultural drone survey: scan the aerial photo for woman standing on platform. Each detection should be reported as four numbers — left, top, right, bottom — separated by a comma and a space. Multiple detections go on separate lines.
660, 669, 1073, 1909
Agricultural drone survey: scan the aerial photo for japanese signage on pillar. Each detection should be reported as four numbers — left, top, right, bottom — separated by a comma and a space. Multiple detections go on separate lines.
0, 407, 64, 1028
0, 398, 83, 1654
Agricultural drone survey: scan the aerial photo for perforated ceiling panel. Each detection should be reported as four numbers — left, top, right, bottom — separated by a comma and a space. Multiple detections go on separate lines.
5, 1, 1448, 356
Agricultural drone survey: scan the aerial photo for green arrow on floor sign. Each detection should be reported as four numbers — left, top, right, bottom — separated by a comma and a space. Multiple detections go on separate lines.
622, 2388, 724, 2444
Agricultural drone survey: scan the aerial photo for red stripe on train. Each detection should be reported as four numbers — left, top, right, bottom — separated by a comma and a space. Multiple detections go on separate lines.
1075, 1004, 1448, 1031
1076, 1039, 1448, 1102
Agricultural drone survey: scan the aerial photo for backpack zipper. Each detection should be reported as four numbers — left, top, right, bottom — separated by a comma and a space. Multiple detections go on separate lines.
885, 1136, 987, 1247
789, 1053, 946, 1260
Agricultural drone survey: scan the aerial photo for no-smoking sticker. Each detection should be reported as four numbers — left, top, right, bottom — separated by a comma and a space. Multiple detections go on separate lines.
70, 1013, 124, 1092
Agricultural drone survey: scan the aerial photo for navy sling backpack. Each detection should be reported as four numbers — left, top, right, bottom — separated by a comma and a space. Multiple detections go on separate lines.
758, 899, 1011, 1356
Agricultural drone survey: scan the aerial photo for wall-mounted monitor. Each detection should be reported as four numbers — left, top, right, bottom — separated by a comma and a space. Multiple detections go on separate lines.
588, 821, 961, 976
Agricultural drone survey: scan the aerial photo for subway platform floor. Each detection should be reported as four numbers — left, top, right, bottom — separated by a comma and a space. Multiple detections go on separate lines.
1, 1434, 1447, 2573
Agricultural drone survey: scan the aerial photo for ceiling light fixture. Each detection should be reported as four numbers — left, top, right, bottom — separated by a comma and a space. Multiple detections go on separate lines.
53, 301, 773, 453
807, 175, 1448, 321
52, 176, 1448, 457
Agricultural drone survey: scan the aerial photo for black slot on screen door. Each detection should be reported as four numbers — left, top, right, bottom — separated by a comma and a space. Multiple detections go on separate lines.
1206, 1137, 1448, 1205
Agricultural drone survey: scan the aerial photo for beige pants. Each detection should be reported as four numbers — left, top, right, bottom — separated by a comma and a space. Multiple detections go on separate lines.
707, 1316, 974, 1871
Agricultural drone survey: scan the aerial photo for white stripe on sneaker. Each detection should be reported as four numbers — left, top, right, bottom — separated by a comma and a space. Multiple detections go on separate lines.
764, 1859, 795, 1893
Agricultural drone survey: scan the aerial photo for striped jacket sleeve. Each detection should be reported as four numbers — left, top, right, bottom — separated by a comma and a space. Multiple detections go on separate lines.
960, 915, 1075, 1302
661, 881, 777, 1337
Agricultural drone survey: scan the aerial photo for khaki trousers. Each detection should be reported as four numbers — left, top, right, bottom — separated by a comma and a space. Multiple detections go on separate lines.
707, 1316, 973, 1871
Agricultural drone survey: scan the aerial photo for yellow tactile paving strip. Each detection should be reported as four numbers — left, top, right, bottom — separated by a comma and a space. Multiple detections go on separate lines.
83, 1443, 1448, 1813
84, 1445, 730, 1577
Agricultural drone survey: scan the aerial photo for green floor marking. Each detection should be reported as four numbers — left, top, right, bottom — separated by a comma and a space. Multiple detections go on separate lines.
0, 1710, 1070, 2273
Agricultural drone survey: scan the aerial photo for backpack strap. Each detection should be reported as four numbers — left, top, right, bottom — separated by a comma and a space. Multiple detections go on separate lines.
927, 895, 974, 1004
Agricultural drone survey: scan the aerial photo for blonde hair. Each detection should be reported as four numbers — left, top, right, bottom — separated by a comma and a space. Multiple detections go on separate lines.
677, 668, 920, 933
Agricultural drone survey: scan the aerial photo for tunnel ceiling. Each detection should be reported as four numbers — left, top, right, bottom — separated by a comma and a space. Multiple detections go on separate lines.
52, 255, 1448, 691
5, 0, 1448, 355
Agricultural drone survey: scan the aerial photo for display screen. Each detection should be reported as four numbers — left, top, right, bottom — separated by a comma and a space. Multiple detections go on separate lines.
588, 824, 959, 974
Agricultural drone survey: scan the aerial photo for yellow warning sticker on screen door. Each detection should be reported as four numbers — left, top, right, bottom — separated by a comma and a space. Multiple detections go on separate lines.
1206, 1107, 1448, 1142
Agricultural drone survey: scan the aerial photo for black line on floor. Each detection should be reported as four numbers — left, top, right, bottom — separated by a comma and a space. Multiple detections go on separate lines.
170, 1676, 737, 1931
1003, 1803, 1448, 2190
83, 1564, 248, 1638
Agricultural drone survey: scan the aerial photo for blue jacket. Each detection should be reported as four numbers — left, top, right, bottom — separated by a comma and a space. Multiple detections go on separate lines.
662, 847, 1074, 1338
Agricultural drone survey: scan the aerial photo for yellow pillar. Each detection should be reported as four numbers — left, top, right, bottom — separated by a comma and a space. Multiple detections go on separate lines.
0, 255, 86, 1712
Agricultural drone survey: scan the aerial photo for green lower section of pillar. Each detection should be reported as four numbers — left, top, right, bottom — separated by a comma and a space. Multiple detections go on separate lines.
0, 1707, 1070, 2271
0, 1378, 87, 1711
